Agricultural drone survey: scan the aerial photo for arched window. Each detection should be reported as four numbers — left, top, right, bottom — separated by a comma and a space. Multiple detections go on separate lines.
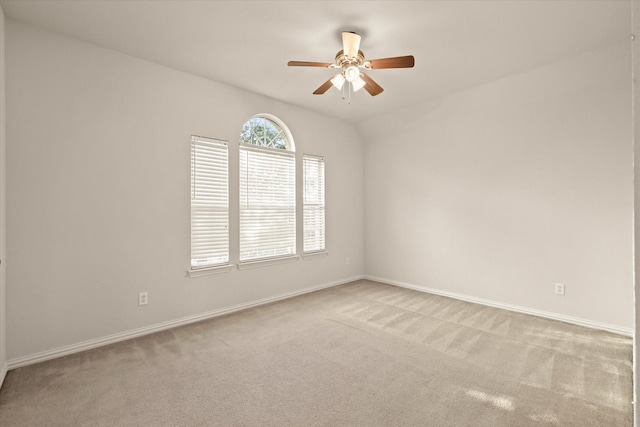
239, 115, 296, 263
240, 115, 295, 151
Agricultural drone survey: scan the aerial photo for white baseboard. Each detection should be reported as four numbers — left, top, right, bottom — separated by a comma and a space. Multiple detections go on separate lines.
9, 273, 627, 371
365, 275, 633, 337
7, 275, 365, 370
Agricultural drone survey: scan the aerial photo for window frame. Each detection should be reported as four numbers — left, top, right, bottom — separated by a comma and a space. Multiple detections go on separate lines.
303, 154, 326, 255
238, 114, 299, 267
188, 135, 231, 276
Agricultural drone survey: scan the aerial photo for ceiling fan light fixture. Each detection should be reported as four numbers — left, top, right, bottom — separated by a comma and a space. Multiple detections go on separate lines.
351, 75, 366, 92
344, 65, 360, 83
330, 74, 345, 90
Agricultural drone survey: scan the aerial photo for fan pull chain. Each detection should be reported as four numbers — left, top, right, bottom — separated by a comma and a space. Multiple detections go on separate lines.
339, 79, 353, 104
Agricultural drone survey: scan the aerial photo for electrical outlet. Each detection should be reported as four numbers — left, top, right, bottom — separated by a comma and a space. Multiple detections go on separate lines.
554, 283, 565, 296
139, 292, 149, 306
346, 257, 350, 265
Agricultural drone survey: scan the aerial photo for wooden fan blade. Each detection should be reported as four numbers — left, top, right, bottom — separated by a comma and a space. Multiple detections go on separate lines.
361, 73, 384, 96
342, 32, 361, 59
313, 78, 334, 95
288, 61, 332, 67
368, 55, 415, 69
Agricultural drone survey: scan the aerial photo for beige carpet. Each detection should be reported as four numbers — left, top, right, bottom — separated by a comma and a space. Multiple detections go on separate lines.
0, 280, 633, 426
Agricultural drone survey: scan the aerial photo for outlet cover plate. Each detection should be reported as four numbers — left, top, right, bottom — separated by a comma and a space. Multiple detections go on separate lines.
139, 292, 149, 306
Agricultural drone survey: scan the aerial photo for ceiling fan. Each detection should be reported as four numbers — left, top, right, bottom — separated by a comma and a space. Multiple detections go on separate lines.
288, 31, 415, 97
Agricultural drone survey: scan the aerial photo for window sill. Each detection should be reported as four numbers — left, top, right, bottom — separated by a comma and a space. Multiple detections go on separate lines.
302, 251, 328, 260
237, 255, 300, 270
187, 264, 234, 278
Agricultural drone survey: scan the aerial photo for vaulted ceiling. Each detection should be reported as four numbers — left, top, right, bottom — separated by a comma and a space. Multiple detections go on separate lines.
0, 0, 630, 123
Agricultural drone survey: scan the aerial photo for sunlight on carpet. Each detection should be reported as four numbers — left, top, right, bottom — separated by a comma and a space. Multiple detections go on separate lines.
0, 279, 632, 426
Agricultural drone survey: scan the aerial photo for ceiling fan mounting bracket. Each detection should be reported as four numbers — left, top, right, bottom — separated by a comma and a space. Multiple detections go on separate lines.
334, 49, 365, 69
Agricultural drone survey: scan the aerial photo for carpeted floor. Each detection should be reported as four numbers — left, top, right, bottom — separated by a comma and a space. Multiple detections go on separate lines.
0, 279, 633, 426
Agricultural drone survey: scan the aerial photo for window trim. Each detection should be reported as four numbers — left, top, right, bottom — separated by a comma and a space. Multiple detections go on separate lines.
238, 114, 297, 266
303, 154, 326, 254
187, 263, 234, 277
237, 255, 300, 270
189, 135, 230, 272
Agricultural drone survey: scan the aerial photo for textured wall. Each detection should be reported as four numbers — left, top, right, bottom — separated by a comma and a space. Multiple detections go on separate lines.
632, 1, 639, 423
359, 42, 633, 331
0, 2, 6, 385
5, 21, 364, 360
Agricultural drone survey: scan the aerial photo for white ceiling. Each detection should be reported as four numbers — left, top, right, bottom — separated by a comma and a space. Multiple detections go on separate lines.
0, 0, 631, 123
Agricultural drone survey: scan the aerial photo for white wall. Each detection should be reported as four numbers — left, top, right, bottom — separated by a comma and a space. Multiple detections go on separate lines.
359, 42, 633, 332
5, 21, 364, 361
632, 1, 639, 424
3, 13, 633, 367
0, 2, 6, 386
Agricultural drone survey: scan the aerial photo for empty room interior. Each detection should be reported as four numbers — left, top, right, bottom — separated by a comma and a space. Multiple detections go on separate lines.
0, 0, 639, 426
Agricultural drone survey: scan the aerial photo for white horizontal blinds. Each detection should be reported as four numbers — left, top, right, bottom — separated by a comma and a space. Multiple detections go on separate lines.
239, 145, 296, 262
303, 155, 325, 253
191, 136, 229, 268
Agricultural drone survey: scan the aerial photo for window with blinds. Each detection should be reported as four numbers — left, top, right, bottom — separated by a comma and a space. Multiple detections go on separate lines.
190, 136, 229, 269
303, 155, 325, 253
238, 115, 296, 263
239, 145, 296, 262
